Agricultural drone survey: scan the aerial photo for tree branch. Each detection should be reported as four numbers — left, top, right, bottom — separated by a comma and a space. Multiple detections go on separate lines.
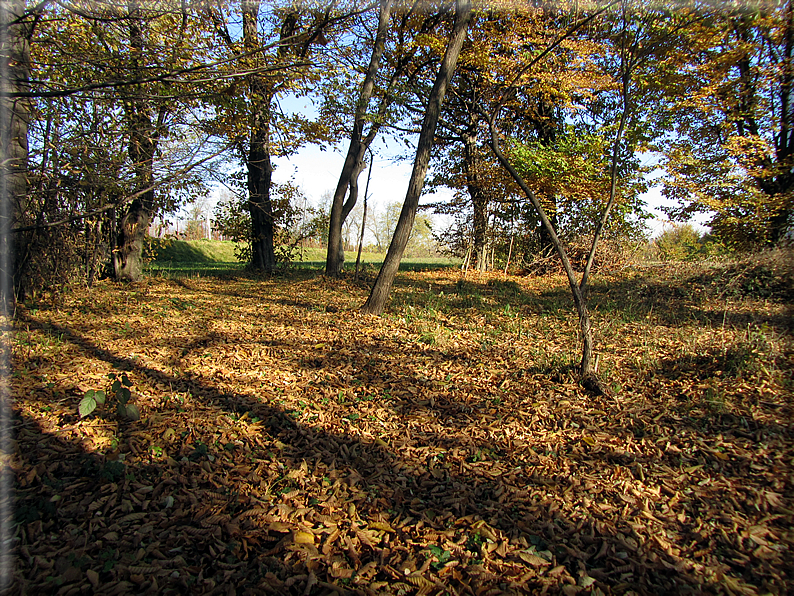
12, 144, 232, 233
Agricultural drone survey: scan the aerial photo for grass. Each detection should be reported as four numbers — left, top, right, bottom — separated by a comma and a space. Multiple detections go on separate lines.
147, 237, 241, 263
147, 239, 460, 276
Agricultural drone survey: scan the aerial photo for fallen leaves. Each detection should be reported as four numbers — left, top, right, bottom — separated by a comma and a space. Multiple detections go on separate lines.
6, 268, 793, 595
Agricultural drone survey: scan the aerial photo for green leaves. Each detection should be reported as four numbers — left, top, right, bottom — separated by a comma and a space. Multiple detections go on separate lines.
78, 373, 139, 420
78, 389, 106, 418
428, 545, 452, 570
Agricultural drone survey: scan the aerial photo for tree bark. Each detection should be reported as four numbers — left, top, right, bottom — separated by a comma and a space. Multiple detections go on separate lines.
362, 0, 472, 314
461, 126, 489, 272
240, 0, 288, 273
114, 6, 160, 282
1, 0, 34, 302
326, 0, 392, 277
247, 106, 277, 273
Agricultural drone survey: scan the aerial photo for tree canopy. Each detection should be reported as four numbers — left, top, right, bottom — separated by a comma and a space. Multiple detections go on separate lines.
2, 0, 791, 299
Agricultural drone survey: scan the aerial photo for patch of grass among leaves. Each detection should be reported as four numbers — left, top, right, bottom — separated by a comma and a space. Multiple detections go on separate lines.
9, 263, 793, 595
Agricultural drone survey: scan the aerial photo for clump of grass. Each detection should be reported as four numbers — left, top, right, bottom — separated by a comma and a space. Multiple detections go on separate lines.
486, 278, 522, 298
684, 247, 794, 302
416, 321, 453, 346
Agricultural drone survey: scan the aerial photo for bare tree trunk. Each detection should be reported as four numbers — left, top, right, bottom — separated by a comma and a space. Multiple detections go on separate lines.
355, 155, 373, 281
247, 113, 276, 272
243, 0, 277, 273
326, 0, 392, 276
114, 7, 161, 282
1, 0, 34, 303
362, 0, 472, 314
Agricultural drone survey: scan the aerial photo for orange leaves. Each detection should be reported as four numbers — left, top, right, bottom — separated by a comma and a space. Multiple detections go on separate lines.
9, 268, 794, 595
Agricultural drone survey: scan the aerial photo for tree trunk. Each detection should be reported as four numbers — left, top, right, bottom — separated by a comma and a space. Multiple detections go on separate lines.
362, 0, 472, 314
247, 114, 277, 272
462, 127, 489, 272
355, 156, 373, 281
1, 0, 34, 303
326, 0, 392, 277
243, 0, 277, 273
114, 8, 159, 282
114, 195, 153, 281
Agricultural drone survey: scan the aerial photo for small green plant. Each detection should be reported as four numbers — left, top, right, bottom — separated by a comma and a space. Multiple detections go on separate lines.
188, 442, 209, 460
465, 532, 485, 554
428, 545, 452, 570
78, 372, 140, 421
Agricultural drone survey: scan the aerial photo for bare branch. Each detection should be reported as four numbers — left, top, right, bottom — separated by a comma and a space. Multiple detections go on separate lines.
12, 144, 233, 233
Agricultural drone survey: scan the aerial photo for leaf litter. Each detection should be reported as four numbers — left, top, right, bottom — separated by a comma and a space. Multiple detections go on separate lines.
5, 265, 793, 595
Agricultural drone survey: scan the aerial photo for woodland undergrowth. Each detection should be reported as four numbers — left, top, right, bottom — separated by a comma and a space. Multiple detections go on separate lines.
5, 260, 793, 596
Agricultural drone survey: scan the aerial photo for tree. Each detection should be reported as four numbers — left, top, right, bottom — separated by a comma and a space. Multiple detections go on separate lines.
323, 0, 446, 276
480, 0, 661, 392
368, 201, 401, 252
342, 197, 364, 250
658, 1, 794, 248
2, 0, 38, 303
6, 0, 221, 292
210, 0, 341, 273
427, 6, 617, 272
185, 195, 211, 240
653, 223, 705, 261
362, 0, 472, 315
325, 0, 393, 276
113, 1, 169, 281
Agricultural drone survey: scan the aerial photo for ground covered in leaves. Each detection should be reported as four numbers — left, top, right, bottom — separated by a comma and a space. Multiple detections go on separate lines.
6, 258, 794, 595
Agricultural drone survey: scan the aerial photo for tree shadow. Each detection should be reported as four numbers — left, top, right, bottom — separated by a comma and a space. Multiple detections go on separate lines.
10, 299, 791, 595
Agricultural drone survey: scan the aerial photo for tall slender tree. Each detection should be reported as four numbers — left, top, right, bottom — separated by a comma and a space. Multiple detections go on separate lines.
325, 0, 393, 276
362, 0, 472, 315
1, 0, 38, 302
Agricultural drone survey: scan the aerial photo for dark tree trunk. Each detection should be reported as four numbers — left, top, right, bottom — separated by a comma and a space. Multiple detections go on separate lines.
114, 8, 159, 282
242, 0, 277, 273
2, 0, 34, 303
461, 127, 489, 272
362, 0, 472, 314
326, 0, 392, 277
247, 113, 277, 272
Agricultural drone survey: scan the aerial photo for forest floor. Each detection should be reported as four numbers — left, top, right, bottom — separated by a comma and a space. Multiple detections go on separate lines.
6, 253, 794, 595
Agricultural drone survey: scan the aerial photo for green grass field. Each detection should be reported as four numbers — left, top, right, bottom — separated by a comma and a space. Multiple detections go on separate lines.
147, 238, 460, 275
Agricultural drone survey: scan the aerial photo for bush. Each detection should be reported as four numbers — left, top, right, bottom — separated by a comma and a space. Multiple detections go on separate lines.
651, 224, 727, 261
